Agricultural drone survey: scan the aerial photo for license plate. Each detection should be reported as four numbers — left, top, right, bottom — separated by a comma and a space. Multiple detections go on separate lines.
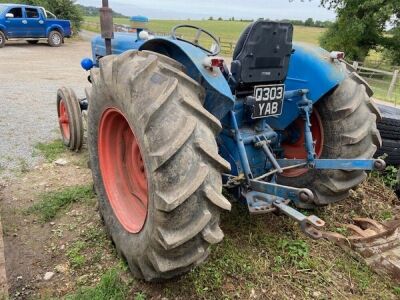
252, 84, 285, 118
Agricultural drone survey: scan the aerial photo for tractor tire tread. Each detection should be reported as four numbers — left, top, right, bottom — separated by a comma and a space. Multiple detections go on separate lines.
87, 50, 230, 281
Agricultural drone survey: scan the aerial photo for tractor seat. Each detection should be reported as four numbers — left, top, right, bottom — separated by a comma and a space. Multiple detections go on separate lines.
230, 20, 293, 91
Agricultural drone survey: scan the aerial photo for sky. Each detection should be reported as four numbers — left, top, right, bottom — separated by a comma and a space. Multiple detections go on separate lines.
76, 0, 337, 21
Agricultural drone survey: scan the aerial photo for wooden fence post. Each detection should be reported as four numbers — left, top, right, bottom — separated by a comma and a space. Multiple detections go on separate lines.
352, 61, 359, 71
387, 69, 399, 99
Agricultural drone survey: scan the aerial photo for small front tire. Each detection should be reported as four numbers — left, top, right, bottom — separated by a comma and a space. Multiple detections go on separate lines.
57, 87, 84, 151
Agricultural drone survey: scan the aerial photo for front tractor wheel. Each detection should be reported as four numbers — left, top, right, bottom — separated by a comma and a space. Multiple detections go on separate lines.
57, 87, 83, 151
278, 77, 382, 208
87, 50, 231, 281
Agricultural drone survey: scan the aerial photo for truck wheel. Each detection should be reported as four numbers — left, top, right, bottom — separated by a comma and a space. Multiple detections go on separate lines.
278, 77, 381, 208
87, 50, 231, 281
48, 31, 62, 47
27, 40, 39, 45
0, 31, 5, 48
57, 87, 84, 151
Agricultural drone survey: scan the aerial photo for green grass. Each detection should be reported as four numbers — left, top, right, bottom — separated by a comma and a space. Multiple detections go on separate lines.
367, 77, 400, 104
83, 17, 326, 45
27, 185, 95, 221
34, 139, 66, 162
65, 267, 131, 300
67, 241, 86, 269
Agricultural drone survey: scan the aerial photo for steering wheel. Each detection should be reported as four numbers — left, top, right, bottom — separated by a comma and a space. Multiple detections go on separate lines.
171, 24, 221, 56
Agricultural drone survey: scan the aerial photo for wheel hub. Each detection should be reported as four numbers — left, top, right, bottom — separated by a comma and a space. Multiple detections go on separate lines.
281, 111, 324, 177
52, 34, 60, 45
98, 108, 148, 233
58, 100, 70, 140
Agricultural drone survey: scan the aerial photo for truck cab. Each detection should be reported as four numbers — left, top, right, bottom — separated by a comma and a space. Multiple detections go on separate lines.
0, 4, 72, 48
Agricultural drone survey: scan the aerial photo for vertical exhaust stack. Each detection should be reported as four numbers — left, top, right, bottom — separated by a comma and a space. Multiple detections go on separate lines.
100, 0, 114, 55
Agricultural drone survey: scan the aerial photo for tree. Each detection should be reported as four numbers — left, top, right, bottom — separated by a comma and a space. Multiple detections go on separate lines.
0, 0, 83, 31
319, 0, 400, 63
304, 17, 314, 26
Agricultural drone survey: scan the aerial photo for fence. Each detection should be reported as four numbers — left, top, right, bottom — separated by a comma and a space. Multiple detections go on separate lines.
351, 61, 399, 106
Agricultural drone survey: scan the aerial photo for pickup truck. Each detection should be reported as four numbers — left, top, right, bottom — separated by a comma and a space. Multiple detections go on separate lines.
0, 4, 72, 48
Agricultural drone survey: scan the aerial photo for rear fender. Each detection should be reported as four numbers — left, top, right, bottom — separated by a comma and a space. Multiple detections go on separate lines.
46, 25, 64, 37
0, 24, 7, 37
139, 38, 234, 120
267, 43, 347, 130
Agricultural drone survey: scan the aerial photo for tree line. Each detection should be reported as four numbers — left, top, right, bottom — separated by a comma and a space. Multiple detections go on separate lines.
318, 0, 399, 65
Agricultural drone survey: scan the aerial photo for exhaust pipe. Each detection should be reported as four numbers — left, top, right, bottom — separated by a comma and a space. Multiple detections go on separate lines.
100, 0, 114, 55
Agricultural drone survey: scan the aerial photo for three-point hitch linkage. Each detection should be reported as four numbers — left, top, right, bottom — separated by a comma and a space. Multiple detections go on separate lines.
225, 89, 386, 239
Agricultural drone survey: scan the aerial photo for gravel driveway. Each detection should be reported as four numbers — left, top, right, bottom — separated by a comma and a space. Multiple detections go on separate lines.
0, 38, 92, 179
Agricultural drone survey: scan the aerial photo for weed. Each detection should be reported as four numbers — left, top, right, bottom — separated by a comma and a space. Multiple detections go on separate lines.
335, 258, 372, 291
277, 239, 310, 269
18, 158, 29, 173
134, 292, 147, 300
189, 238, 256, 297
372, 165, 399, 189
394, 286, 400, 295
67, 241, 86, 269
82, 226, 106, 245
27, 185, 94, 221
65, 267, 130, 300
380, 210, 393, 221
34, 139, 66, 162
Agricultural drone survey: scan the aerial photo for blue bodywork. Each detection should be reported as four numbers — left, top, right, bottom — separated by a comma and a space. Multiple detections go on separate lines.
90, 32, 346, 179
0, 4, 72, 39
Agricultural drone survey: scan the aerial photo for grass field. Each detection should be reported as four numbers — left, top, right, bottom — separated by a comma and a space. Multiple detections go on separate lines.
83, 16, 326, 45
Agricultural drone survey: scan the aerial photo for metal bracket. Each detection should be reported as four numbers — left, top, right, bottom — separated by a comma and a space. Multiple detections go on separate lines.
273, 199, 325, 239
250, 179, 314, 204
244, 189, 325, 239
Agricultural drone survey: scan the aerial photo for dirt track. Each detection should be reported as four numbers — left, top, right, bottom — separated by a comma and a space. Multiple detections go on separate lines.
0, 38, 91, 179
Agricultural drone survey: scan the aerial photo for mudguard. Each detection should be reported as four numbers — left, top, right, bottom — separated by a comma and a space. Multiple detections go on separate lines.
267, 43, 347, 130
46, 25, 64, 37
140, 38, 235, 120
0, 24, 5, 36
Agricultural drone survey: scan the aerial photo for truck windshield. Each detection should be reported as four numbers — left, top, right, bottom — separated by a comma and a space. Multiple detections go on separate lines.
0, 5, 7, 14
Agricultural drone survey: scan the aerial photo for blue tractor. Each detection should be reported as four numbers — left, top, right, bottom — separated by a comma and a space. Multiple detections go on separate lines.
57, 2, 385, 281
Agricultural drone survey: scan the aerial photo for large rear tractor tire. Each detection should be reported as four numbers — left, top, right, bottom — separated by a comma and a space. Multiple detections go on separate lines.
87, 50, 231, 281
278, 77, 382, 208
